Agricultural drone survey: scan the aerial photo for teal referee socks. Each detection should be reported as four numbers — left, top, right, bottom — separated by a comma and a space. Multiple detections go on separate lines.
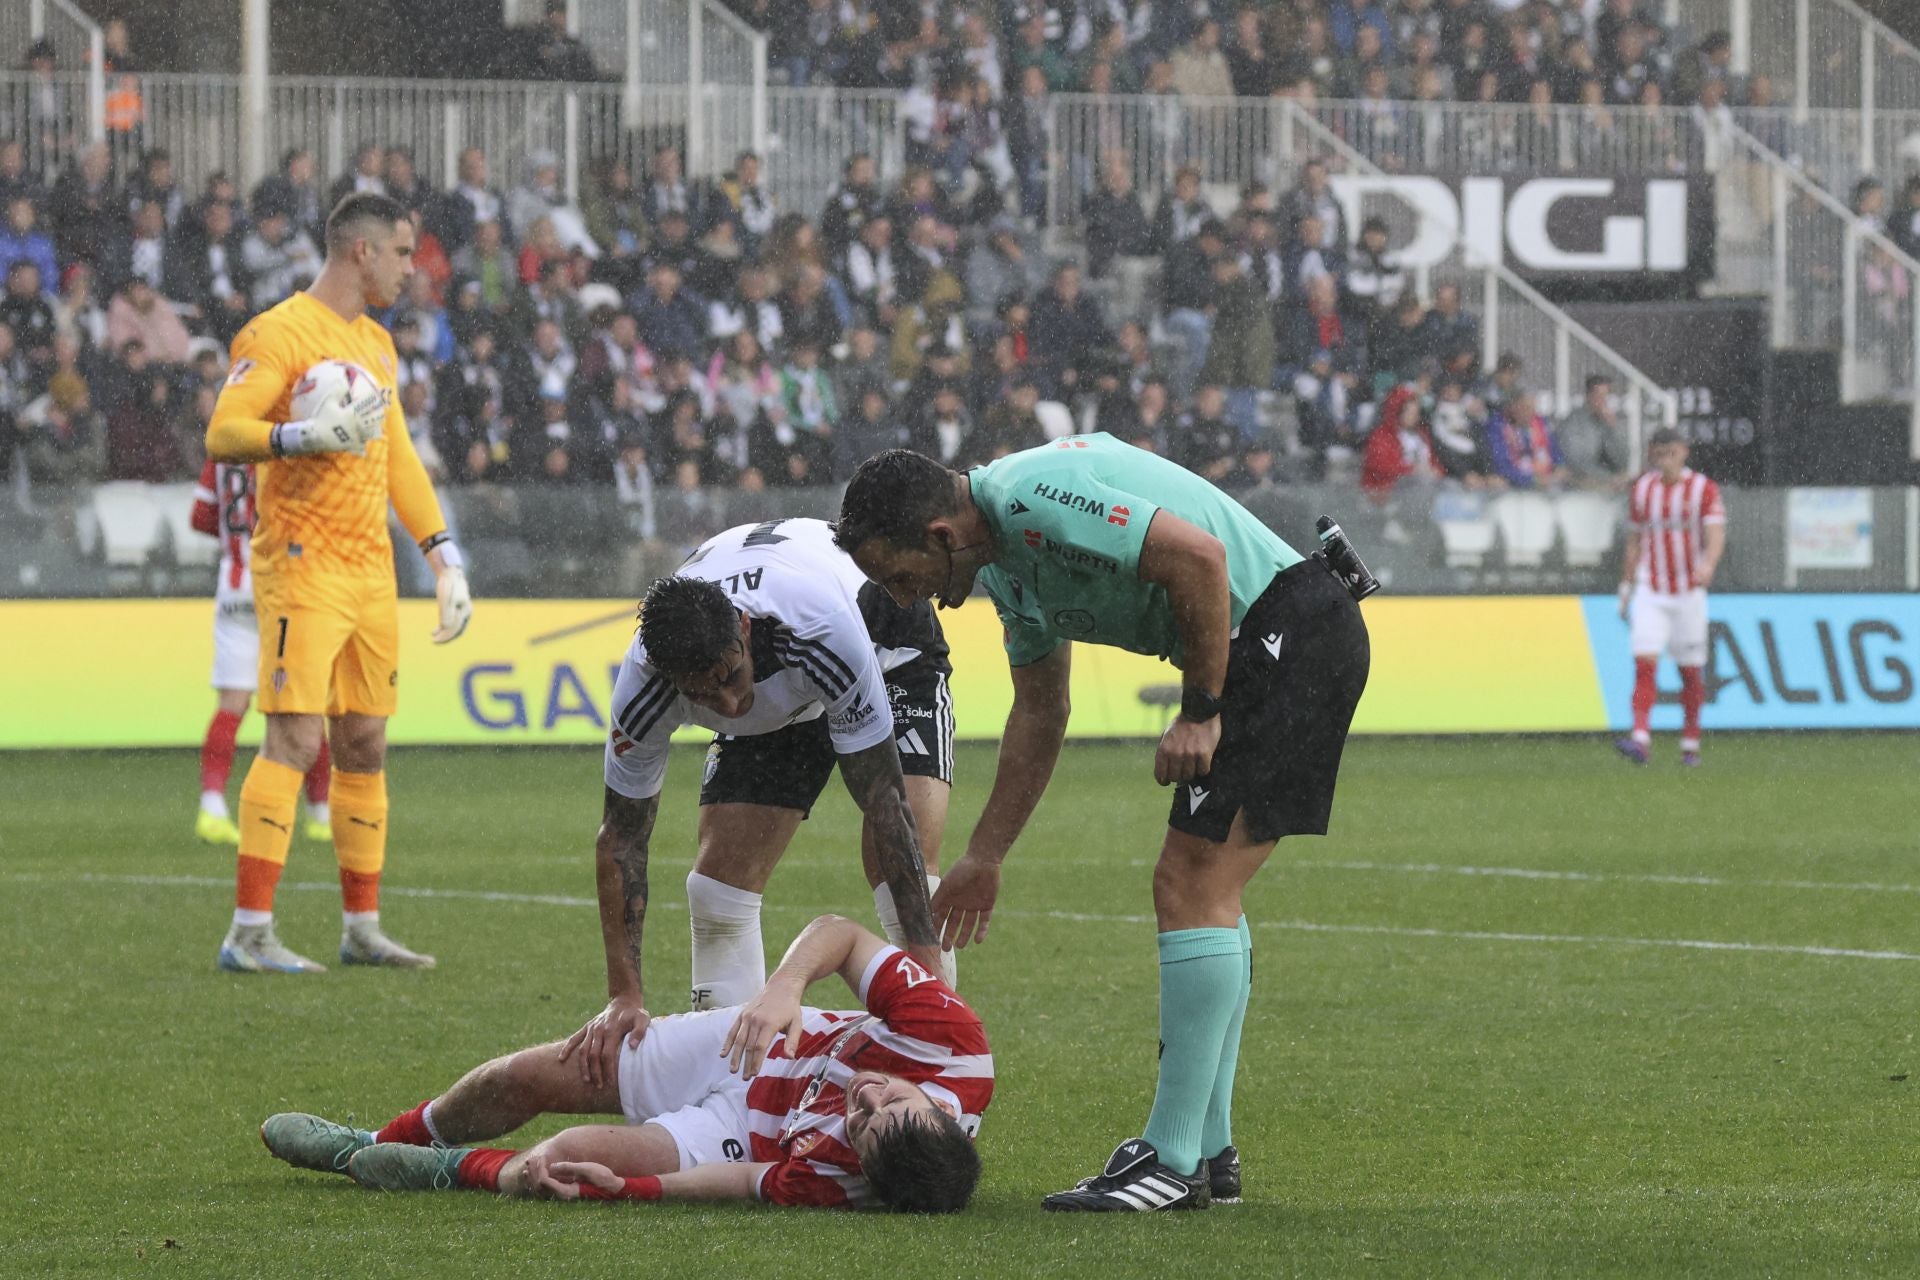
1141, 925, 1247, 1176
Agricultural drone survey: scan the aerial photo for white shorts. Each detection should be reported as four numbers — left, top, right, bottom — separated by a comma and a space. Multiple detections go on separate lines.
616, 1007, 754, 1171
211, 597, 259, 691
1630, 587, 1709, 666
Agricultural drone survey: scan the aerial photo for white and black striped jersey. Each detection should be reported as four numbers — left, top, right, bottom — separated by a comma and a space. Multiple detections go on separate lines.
604, 518, 903, 800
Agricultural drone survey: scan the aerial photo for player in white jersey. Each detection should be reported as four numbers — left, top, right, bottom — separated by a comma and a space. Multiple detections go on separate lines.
190, 461, 331, 845
556, 518, 954, 1095
1616, 428, 1727, 767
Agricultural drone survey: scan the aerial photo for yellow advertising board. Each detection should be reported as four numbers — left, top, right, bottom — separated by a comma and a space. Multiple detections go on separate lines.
0, 595, 1606, 749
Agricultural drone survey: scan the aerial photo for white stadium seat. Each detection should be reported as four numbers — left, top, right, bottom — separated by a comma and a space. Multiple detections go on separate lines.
1555, 491, 1623, 568
154, 483, 218, 568
1490, 491, 1557, 567
1436, 511, 1498, 567
89, 482, 166, 568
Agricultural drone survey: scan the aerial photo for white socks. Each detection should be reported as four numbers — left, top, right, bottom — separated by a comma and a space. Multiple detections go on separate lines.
201, 790, 230, 818
874, 875, 955, 989
307, 800, 330, 826
232, 908, 271, 928
687, 871, 767, 1010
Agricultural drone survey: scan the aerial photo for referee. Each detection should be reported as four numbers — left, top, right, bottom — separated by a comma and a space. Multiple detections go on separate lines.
835, 435, 1370, 1212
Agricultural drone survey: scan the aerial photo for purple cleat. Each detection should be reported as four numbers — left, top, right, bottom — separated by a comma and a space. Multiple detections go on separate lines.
1681, 750, 1701, 768
1614, 736, 1649, 766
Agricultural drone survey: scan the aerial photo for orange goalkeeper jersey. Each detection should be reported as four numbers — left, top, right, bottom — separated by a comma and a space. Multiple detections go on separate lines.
207, 291, 446, 579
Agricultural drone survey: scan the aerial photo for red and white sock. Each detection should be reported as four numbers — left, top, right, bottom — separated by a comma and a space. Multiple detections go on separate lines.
375, 1099, 443, 1147
200, 710, 243, 816
1679, 666, 1704, 752
1630, 657, 1657, 746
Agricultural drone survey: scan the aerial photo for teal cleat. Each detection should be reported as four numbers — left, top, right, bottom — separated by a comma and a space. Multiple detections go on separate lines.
347, 1143, 470, 1191
261, 1113, 376, 1173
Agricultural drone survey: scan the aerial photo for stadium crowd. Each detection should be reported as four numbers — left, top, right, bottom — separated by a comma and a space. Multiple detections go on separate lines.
0, 6, 1690, 569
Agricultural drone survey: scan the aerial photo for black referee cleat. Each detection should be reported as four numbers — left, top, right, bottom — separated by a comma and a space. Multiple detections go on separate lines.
1042, 1138, 1210, 1212
1206, 1146, 1242, 1204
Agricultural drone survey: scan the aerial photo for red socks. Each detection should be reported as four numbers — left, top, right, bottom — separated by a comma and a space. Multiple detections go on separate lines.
1630, 657, 1657, 743
306, 738, 331, 804
455, 1148, 515, 1191
375, 1100, 437, 1147
1679, 666, 1704, 749
201, 710, 242, 794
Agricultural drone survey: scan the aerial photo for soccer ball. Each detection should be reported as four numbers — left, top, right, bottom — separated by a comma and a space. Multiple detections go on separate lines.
290, 359, 381, 424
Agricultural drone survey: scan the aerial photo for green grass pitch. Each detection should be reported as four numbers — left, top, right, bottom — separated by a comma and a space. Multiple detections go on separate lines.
3, 734, 1919, 1277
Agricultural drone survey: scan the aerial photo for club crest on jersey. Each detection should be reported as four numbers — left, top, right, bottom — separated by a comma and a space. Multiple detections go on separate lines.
790, 1133, 823, 1159
225, 358, 255, 387
272, 668, 288, 694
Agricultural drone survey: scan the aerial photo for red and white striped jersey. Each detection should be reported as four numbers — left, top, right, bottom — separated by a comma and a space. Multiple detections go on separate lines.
191, 460, 257, 599
1628, 467, 1725, 594
744, 946, 994, 1209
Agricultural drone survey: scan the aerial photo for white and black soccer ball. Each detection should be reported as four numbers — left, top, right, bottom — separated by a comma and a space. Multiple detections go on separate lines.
290, 358, 381, 424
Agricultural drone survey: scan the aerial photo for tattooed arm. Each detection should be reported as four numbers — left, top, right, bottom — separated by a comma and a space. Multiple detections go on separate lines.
558, 787, 659, 1087
839, 740, 941, 970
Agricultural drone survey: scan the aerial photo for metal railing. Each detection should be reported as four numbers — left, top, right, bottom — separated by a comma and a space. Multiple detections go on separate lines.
1, 0, 103, 146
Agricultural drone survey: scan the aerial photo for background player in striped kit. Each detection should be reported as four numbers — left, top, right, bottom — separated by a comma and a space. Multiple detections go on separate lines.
189, 459, 332, 847
1617, 428, 1728, 767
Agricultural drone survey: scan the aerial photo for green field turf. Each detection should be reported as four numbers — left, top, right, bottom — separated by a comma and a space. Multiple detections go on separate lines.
4, 734, 1919, 1277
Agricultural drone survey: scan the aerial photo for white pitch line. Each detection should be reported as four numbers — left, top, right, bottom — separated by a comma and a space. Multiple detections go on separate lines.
12, 872, 1919, 963
1294, 860, 1920, 897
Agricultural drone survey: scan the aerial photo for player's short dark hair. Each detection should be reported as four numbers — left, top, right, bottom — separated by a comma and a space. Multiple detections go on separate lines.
325, 192, 409, 254
1648, 427, 1685, 448
638, 575, 740, 675
833, 449, 959, 554
861, 1108, 981, 1214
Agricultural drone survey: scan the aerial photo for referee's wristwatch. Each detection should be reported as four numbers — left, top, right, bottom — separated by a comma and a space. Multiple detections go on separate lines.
1179, 688, 1226, 723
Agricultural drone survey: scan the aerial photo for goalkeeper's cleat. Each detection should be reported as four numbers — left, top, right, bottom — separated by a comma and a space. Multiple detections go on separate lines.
302, 817, 332, 843
196, 810, 242, 845
1206, 1145, 1242, 1204
340, 920, 436, 969
218, 922, 327, 974
261, 1113, 376, 1173
1613, 736, 1649, 766
346, 1142, 468, 1191
1042, 1138, 1210, 1212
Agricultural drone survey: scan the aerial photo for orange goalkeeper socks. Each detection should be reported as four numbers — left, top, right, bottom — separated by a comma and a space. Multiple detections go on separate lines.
235, 757, 303, 918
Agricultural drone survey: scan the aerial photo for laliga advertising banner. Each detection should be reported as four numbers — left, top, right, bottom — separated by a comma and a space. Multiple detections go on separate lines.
1333, 173, 1716, 300
2, 594, 1915, 748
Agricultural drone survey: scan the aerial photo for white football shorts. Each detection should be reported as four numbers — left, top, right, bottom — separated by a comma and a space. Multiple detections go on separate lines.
210, 596, 259, 691
616, 1007, 754, 1171
1629, 586, 1709, 666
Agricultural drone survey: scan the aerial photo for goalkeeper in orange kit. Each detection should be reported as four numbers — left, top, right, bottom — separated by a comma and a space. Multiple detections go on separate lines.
204, 192, 474, 974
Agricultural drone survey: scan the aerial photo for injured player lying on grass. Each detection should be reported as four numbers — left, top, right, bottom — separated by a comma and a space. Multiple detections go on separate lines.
260, 915, 991, 1212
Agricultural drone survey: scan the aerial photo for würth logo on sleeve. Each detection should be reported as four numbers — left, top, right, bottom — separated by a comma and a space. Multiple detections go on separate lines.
1023, 529, 1043, 548
1107, 505, 1131, 527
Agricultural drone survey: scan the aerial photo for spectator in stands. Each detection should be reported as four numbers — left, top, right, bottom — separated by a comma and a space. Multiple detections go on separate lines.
718, 150, 778, 255
1226, 8, 1275, 98
1362, 383, 1443, 502
1171, 384, 1241, 484
383, 146, 433, 218
512, 151, 599, 258
103, 341, 187, 482
50, 144, 121, 269
1198, 252, 1275, 441
20, 39, 75, 163
1028, 262, 1111, 396
102, 199, 168, 295
580, 157, 647, 295
1486, 389, 1568, 489
780, 335, 838, 445
709, 328, 779, 431
819, 153, 883, 259
1, 260, 56, 376
641, 145, 706, 234
329, 142, 387, 210
1557, 374, 1631, 488
434, 325, 508, 480
1150, 165, 1213, 254
1429, 375, 1497, 488
964, 220, 1046, 326
442, 147, 509, 251
1170, 19, 1234, 98
779, 262, 843, 352
252, 148, 325, 246
1283, 158, 1346, 253
908, 379, 974, 467
512, 254, 586, 344
1853, 177, 1888, 234
454, 219, 518, 314
504, 315, 576, 423
1371, 294, 1433, 387
106, 277, 189, 366
531, 0, 601, 81
53, 261, 107, 354
842, 212, 898, 327
241, 201, 320, 309
1476, 350, 1524, 413
122, 148, 186, 231
1344, 215, 1406, 337
834, 384, 904, 479
22, 342, 105, 485
631, 261, 707, 362
1669, 29, 1731, 106
1084, 153, 1153, 280
0, 140, 44, 213
970, 375, 1047, 462
166, 199, 251, 343
0, 195, 57, 291
1419, 281, 1478, 364
1161, 217, 1225, 401
1286, 272, 1362, 380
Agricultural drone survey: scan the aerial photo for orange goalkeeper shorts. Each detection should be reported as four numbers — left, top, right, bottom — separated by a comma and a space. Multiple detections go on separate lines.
253, 564, 400, 718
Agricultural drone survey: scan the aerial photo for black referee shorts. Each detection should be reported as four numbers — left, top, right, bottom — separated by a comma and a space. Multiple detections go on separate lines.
1168, 555, 1371, 844
699, 584, 954, 816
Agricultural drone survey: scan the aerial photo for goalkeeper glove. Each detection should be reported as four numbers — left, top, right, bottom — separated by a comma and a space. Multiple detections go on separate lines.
424, 537, 474, 643
272, 390, 386, 457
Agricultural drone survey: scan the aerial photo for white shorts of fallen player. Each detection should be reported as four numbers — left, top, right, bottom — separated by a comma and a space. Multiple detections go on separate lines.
617, 1007, 754, 1170
211, 594, 259, 691
1630, 586, 1709, 667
